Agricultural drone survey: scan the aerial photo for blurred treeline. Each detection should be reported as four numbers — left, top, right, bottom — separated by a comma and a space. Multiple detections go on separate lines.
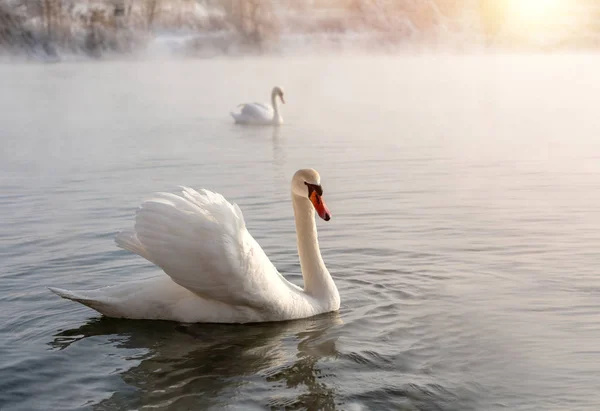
1, 0, 600, 58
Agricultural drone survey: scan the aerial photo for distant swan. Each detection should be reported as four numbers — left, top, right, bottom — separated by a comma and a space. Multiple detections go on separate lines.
49, 169, 340, 324
231, 86, 285, 125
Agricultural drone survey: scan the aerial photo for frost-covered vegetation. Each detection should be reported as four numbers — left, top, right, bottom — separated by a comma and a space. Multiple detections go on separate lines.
1, 0, 600, 59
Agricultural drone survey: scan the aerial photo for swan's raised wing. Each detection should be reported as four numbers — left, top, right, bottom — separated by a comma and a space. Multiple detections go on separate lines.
115, 187, 291, 309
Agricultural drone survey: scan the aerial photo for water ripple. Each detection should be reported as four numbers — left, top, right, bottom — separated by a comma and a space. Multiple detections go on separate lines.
2, 55, 600, 411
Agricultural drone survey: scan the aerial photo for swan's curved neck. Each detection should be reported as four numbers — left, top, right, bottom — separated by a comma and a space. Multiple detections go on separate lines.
271, 93, 281, 123
292, 194, 337, 300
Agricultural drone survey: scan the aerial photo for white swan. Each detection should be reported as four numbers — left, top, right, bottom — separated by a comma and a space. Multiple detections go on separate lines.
49, 169, 340, 324
231, 86, 285, 125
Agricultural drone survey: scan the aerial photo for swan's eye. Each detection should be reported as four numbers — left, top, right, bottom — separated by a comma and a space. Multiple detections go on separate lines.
304, 182, 323, 197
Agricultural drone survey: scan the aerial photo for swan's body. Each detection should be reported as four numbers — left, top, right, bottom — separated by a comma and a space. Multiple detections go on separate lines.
231, 86, 285, 125
50, 169, 339, 324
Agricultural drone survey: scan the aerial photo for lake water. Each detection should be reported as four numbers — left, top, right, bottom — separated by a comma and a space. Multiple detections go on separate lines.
1, 54, 599, 410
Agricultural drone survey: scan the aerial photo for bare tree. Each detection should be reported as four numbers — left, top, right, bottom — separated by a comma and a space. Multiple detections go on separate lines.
0, 1, 33, 50
145, 0, 159, 30
222, 0, 279, 48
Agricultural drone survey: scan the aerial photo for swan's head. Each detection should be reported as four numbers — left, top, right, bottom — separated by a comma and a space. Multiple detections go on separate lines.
272, 86, 285, 104
292, 169, 331, 221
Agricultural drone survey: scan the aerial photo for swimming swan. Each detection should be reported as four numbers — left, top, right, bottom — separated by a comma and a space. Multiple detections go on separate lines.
231, 86, 285, 125
49, 169, 340, 323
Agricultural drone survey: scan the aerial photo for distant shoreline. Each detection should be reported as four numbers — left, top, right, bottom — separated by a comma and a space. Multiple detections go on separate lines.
2, 0, 599, 61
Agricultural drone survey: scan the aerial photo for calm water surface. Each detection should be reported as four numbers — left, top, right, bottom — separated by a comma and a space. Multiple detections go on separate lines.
1, 54, 599, 410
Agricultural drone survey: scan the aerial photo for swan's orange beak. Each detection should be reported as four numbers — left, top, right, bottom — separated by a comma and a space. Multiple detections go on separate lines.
310, 191, 331, 221
280, 94, 285, 104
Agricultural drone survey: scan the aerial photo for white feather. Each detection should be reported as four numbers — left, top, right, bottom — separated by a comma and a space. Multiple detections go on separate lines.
120, 187, 290, 309
231, 103, 275, 124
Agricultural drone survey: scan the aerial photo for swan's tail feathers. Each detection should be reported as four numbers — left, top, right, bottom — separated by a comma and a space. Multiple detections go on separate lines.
115, 230, 152, 262
48, 287, 111, 314
49, 287, 90, 302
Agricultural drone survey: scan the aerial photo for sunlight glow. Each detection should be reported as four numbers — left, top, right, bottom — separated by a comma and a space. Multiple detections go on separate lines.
501, 0, 582, 43
506, 0, 567, 26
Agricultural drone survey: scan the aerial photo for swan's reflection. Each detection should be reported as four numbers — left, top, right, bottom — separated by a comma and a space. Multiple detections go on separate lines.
51, 313, 342, 409
271, 126, 290, 192
230, 123, 288, 188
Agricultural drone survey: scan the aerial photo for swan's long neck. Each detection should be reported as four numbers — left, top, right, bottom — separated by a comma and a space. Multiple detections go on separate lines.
271, 93, 281, 124
292, 194, 338, 301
